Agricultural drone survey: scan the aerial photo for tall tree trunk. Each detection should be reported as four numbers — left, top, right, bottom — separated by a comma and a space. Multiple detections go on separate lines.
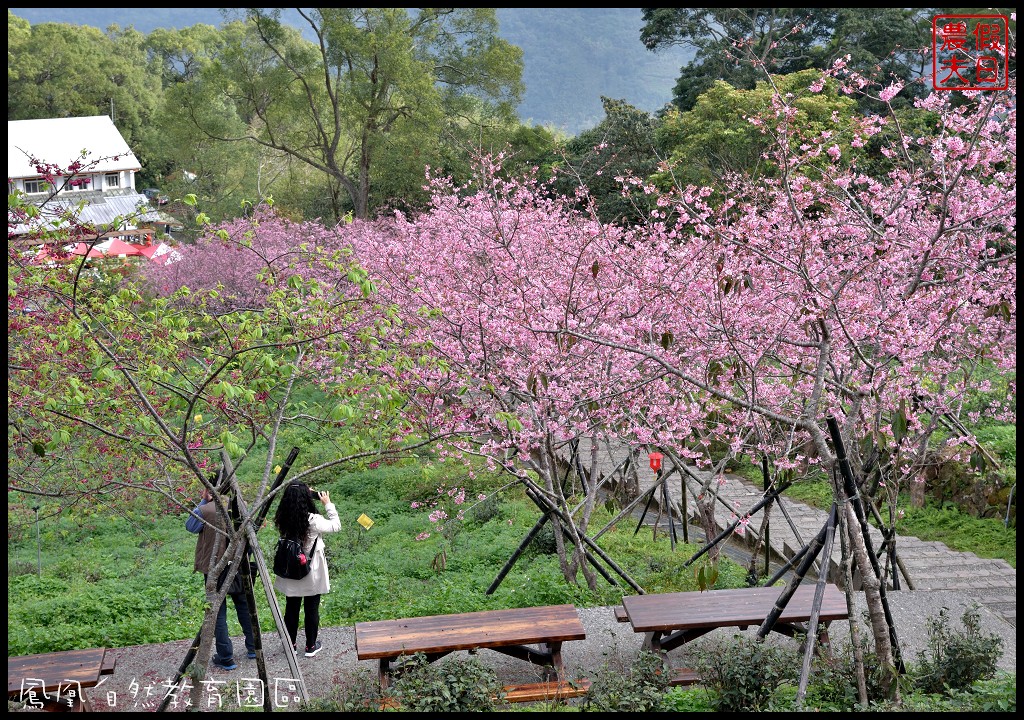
842, 501, 898, 699
839, 503, 869, 706
356, 133, 371, 219
532, 445, 573, 583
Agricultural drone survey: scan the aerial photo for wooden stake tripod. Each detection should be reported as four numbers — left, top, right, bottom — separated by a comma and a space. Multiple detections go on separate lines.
157, 448, 305, 712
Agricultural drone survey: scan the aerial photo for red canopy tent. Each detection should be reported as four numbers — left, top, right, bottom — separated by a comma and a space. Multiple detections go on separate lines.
71, 242, 107, 258
104, 238, 145, 256
138, 241, 182, 265
71, 238, 144, 258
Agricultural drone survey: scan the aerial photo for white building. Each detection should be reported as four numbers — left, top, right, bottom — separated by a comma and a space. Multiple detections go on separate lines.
8, 115, 164, 242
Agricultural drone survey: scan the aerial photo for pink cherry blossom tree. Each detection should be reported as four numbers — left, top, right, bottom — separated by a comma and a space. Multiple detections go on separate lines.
346, 158, 668, 590
567, 61, 1016, 697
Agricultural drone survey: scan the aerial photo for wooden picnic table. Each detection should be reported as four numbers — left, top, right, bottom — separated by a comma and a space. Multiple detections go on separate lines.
8, 647, 116, 711
354, 604, 587, 693
620, 583, 849, 655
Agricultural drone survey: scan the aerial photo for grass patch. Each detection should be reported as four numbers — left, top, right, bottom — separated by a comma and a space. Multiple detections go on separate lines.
896, 502, 1015, 568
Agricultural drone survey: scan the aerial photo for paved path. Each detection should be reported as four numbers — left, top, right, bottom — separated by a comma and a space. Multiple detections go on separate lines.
574, 442, 1016, 628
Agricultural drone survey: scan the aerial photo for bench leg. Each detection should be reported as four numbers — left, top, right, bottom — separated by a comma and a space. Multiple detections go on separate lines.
815, 622, 834, 656
641, 631, 664, 655
791, 622, 834, 658
29, 692, 87, 712
378, 659, 391, 691
545, 642, 564, 681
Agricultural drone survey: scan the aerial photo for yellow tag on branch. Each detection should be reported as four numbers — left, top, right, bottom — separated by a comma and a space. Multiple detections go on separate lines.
357, 513, 374, 530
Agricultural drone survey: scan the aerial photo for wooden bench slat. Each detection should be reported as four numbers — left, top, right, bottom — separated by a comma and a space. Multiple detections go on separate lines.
8, 648, 109, 696
614, 606, 629, 622
379, 679, 593, 710
622, 584, 848, 633
668, 667, 701, 687
500, 679, 592, 703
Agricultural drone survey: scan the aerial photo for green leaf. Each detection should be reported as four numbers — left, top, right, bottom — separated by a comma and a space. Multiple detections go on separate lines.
891, 401, 908, 443
330, 404, 355, 421
969, 450, 987, 472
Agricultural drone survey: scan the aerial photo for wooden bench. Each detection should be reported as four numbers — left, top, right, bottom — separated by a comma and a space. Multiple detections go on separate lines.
354, 604, 586, 690
8, 647, 116, 712
619, 583, 848, 656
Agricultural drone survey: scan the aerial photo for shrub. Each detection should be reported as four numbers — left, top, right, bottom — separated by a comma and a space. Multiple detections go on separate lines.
800, 644, 896, 710
389, 652, 503, 711
874, 672, 1017, 712
581, 650, 669, 712
912, 603, 1003, 694
531, 523, 558, 555
303, 668, 384, 712
692, 634, 801, 711
468, 493, 501, 524
801, 647, 861, 710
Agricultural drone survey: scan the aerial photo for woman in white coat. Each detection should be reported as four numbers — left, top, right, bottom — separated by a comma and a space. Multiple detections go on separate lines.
273, 481, 341, 657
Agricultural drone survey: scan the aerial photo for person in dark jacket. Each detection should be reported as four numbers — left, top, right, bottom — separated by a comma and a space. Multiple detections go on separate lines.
187, 485, 257, 671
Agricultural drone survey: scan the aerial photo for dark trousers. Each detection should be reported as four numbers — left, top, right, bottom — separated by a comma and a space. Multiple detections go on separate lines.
205, 574, 257, 664
228, 589, 257, 656
284, 595, 321, 649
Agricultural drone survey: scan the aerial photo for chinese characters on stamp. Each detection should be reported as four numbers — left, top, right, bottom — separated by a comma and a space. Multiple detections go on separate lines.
933, 14, 1010, 91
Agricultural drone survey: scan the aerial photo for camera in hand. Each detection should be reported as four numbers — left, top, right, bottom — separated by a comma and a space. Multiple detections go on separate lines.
309, 488, 319, 500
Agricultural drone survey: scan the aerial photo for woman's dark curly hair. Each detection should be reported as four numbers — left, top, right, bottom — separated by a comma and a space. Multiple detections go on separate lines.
274, 481, 315, 539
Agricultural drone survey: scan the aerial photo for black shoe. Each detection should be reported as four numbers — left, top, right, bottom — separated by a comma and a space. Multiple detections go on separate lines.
304, 641, 323, 657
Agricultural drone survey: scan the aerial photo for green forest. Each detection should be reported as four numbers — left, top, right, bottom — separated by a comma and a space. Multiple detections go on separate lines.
11, 8, 996, 227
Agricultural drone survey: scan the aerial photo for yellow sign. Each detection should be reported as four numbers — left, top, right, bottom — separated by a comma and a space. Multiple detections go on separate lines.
357, 513, 374, 530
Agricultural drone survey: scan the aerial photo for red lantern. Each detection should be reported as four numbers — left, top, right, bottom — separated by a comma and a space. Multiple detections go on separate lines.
648, 452, 663, 472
